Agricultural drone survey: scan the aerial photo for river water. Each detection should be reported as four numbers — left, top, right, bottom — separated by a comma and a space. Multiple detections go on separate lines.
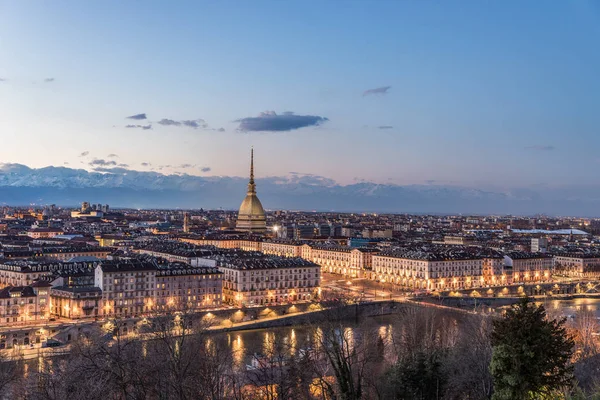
215, 314, 397, 369
539, 297, 600, 318
222, 298, 600, 367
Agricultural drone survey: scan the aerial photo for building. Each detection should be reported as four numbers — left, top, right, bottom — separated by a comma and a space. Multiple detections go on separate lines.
362, 228, 393, 239
155, 263, 222, 311
372, 247, 485, 291
50, 287, 102, 319
202, 251, 320, 307
183, 212, 190, 233
504, 252, 553, 282
443, 236, 475, 246
94, 259, 158, 318
236, 148, 267, 234
0, 282, 51, 325
306, 245, 378, 278
531, 237, 549, 253
27, 228, 64, 239
261, 239, 303, 258
554, 252, 600, 278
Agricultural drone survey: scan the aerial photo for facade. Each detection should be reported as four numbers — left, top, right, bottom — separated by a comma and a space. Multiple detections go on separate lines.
261, 240, 303, 258
236, 148, 267, 234
531, 237, 549, 253
155, 263, 222, 310
0, 260, 98, 288
95, 259, 158, 318
554, 253, 600, 278
0, 283, 51, 325
443, 236, 475, 246
50, 287, 102, 319
372, 248, 485, 291
27, 228, 64, 239
505, 252, 553, 282
306, 245, 378, 278
482, 255, 508, 286
211, 253, 320, 307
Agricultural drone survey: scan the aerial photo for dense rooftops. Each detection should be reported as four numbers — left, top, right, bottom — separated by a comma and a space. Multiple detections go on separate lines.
0, 286, 37, 298
377, 246, 503, 261
98, 259, 159, 273
506, 251, 553, 259
155, 262, 221, 277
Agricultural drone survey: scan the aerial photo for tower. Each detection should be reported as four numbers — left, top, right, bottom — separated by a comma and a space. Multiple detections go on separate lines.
236, 148, 267, 234
183, 212, 190, 233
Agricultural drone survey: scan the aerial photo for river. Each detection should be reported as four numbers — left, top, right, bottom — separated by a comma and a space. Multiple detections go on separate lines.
222, 298, 600, 367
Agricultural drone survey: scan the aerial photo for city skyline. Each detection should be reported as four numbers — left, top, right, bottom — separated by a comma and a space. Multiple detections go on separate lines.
1, 1, 600, 214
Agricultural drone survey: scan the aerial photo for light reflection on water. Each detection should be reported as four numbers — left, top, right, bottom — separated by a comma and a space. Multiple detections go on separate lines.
539, 298, 600, 317
216, 315, 398, 368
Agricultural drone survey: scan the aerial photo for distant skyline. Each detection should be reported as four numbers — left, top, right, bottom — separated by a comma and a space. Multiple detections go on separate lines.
1, 1, 600, 208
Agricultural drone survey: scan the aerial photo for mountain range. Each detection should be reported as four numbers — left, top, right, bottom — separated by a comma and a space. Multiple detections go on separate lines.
0, 163, 598, 216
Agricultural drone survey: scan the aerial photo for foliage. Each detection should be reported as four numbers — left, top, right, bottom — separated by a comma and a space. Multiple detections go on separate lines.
381, 349, 447, 400
490, 297, 575, 400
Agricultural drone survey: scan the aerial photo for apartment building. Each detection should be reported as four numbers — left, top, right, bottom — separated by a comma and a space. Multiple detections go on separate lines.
504, 252, 553, 282
261, 239, 303, 258
306, 245, 378, 278
0, 282, 51, 325
95, 259, 158, 318
554, 252, 600, 278
155, 263, 222, 311
372, 247, 485, 291
209, 253, 320, 307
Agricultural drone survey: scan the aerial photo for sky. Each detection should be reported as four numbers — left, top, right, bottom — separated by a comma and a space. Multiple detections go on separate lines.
1, 1, 599, 192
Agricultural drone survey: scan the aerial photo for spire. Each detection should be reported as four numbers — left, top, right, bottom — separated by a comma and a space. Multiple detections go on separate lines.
247, 147, 256, 194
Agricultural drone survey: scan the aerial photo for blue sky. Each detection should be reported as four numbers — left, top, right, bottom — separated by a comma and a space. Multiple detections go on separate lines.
1, 1, 599, 190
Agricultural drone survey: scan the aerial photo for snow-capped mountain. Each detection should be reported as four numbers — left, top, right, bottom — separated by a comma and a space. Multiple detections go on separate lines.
0, 163, 598, 215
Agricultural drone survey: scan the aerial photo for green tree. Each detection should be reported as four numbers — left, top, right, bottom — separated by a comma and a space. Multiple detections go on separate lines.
381, 350, 447, 400
490, 297, 574, 399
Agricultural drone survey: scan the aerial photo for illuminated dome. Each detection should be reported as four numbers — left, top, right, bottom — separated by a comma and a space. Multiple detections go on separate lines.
236, 148, 267, 233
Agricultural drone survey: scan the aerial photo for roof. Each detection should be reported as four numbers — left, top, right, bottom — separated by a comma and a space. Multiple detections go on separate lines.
0, 286, 37, 298
238, 193, 266, 219
98, 259, 158, 273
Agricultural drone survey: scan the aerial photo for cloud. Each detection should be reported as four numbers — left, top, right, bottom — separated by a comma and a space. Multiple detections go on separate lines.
63, 162, 69, 165
525, 145, 555, 151
107, 153, 118, 158
236, 111, 329, 132
157, 119, 181, 126
44, 78, 55, 83
125, 124, 152, 130
182, 119, 207, 129
157, 118, 207, 129
201, 167, 211, 173
378, 126, 393, 129
92, 167, 131, 174
89, 159, 117, 167
177, 164, 194, 168
126, 113, 147, 120
79, 151, 89, 157
141, 162, 151, 167
117, 163, 129, 167
0, 78, 6, 82
217, 128, 225, 132
363, 86, 391, 96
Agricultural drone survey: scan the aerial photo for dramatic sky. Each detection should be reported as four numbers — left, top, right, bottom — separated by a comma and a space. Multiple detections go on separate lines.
1, 1, 599, 192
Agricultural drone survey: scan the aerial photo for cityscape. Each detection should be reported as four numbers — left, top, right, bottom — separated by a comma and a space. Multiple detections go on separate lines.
2, 1, 600, 399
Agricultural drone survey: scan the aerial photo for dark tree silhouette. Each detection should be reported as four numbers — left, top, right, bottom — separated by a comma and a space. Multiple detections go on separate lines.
490, 297, 574, 400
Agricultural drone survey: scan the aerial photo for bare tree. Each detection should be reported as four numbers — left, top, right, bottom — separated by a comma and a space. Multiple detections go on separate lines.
0, 351, 23, 398
309, 309, 383, 400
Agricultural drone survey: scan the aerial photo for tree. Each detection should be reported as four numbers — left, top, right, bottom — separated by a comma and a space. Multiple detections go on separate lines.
381, 349, 447, 400
490, 297, 574, 399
